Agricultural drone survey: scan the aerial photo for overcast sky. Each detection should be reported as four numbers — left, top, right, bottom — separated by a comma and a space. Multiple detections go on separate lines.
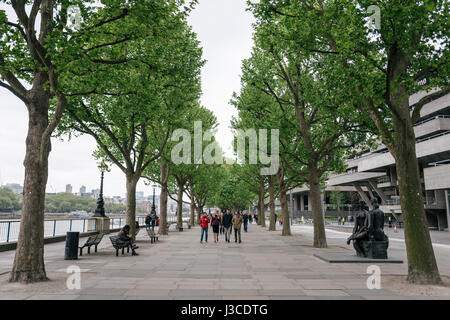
0, 0, 255, 197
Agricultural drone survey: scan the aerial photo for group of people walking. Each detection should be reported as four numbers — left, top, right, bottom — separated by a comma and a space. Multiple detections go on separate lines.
199, 209, 251, 244
114, 209, 252, 256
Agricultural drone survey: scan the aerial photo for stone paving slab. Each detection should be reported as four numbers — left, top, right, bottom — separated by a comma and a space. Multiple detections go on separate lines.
0, 222, 449, 300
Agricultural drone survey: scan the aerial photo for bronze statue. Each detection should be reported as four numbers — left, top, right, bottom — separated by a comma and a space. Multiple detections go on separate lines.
367, 198, 388, 242
347, 200, 369, 256
347, 198, 389, 258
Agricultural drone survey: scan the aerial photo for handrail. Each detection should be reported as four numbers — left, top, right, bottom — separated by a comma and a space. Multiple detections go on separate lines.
414, 115, 450, 127
416, 130, 450, 143
428, 159, 450, 167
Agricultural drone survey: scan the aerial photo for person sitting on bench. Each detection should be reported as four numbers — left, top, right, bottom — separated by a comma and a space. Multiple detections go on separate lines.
118, 225, 139, 256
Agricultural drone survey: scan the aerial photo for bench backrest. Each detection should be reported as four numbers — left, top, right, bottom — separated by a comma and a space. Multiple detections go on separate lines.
93, 233, 104, 245
84, 235, 97, 246
109, 236, 119, 246
147, 229, 156, 237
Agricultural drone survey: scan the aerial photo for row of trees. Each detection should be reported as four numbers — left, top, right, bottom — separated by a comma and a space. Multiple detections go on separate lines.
226, 0, 448, 285
44, 193, 126, 214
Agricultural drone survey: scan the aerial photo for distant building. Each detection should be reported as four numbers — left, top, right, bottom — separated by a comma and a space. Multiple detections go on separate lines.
136, 191, 145, 204
91, 188, 100, 199
65, 184, 73, 193
4, 183, 23, 194
79, 185, 86, 194
105, 196, 125, 204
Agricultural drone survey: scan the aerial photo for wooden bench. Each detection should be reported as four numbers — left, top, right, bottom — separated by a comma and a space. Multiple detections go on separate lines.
79, 233, 104, 256
109, 236, 131, 256
146, 229, 159, 243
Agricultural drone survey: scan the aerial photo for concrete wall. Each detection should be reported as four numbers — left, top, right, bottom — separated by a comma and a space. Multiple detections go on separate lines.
414, 117, 450, 138
419, 93, 450, 118
424, 164, 450, 190
357, 134, 450, 172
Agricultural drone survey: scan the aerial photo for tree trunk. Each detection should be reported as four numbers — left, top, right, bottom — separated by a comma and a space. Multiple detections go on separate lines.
308, 164, 327, 248
196, 206, 202, 224
389, 98, 441, 284
259, 180, 266, 227
269, 175, 276, 231
176, 179, 184, 230
159, 187, 168, 235
10, 82, 50, 283
126, 173, 138, 239
279, 187, 291, 236
189, 185, 195, 226
158, 161, 169, 235
276, 171, 291, 236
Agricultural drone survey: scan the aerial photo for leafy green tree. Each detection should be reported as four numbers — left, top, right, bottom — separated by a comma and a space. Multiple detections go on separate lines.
59, 5, 204, 239
0, 196, 12, 211
0, 188, 21, 211
215, 165, 256, 213
143, 105, 219, 232
190, 163, 226, 223
168, 106, 219, 229
329, 190, 346, 212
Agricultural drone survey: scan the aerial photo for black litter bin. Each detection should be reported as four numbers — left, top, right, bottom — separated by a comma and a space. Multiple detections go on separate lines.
65, 232, 80, 260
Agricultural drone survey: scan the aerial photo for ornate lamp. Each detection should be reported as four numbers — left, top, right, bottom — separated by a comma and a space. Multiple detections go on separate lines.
93, 171, 106, 217
151, 184, 157, 215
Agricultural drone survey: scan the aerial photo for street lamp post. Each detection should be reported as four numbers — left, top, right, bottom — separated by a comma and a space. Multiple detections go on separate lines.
93, 171, 106, 218
151, 184, 157, 216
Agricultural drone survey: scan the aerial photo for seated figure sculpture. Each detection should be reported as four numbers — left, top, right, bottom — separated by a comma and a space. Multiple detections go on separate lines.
347, 200, 369, 256
347, 198, 389, 258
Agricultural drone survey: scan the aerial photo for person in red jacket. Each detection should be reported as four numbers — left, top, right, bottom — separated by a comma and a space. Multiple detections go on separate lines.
200, 212, 210, 243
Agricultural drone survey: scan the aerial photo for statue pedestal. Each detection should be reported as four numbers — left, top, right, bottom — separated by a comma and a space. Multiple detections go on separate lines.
87, 217, 111, 234
361, 240, 388, 259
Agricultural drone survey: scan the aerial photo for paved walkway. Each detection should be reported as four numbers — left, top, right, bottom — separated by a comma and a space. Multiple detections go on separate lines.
0, 223, 449, 300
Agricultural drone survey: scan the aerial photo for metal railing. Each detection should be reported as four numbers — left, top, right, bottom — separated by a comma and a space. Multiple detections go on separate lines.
1, 218, 93, 244
386, 197, 401, 205
416, 130, 450, 143
428, 159, 450, 167
376, 176, 391, 184
0, 215, 182, 244
110, 216, 146, 230
414, 115, 450, 127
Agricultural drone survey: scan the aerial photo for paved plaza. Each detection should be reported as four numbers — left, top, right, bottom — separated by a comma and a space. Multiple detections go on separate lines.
0, 223, 449, 300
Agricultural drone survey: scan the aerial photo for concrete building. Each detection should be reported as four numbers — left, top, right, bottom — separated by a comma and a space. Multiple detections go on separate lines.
65, 184, 73, 193
288, 185, 361, 220
91, 188, 100, 199
79, 185, 86, 194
